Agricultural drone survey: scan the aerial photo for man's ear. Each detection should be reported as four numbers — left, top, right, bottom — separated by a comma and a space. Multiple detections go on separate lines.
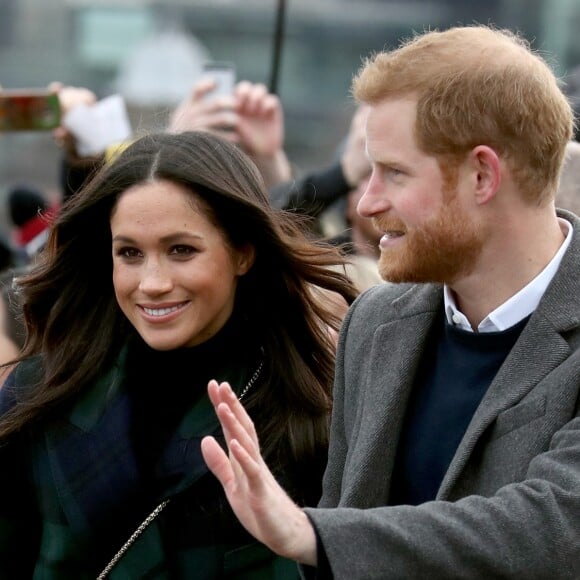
470, 145, 501, 205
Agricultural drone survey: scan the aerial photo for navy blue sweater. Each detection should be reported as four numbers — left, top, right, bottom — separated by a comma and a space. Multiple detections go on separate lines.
389, 312, 529, 506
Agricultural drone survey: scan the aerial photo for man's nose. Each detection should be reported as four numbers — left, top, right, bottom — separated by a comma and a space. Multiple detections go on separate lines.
357, 171, 391, 218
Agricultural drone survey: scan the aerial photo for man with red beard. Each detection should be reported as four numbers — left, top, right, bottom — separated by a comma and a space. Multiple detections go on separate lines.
201, 25, 580, 579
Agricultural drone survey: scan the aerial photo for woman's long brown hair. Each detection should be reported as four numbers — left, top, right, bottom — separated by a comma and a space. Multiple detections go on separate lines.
0, 131, 358, 474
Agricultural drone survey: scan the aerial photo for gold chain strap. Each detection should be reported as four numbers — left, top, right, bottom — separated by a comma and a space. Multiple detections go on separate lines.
96, 499, 170, 579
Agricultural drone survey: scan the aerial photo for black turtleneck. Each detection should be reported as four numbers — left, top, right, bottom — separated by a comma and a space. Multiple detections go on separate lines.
125, 311, 262, 497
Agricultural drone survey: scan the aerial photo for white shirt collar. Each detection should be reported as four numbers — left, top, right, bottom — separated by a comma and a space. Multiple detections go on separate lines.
444, 218, 573, 333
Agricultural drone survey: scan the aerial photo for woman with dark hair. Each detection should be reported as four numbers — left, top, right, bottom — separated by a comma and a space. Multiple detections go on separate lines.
0, 131, 358, 578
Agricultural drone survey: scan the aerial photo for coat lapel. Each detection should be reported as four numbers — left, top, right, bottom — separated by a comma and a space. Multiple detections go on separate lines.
154, 362, 257, 497
342, 285, 442, 506
154, 393, 222, 498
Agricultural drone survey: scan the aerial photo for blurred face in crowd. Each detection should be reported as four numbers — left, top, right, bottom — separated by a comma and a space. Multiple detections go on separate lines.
346, 176, 382, 258
111, 180, 254, 350
357, 97, 484, 284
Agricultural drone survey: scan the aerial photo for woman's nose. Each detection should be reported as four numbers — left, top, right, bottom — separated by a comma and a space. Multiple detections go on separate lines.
139, 261, 173, 295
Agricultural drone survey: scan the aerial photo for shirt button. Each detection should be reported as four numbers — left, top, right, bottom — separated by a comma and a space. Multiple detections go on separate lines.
452, 313, 462, 325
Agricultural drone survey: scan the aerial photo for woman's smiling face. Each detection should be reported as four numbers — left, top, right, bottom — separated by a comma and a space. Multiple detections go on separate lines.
111, 179, 254, 350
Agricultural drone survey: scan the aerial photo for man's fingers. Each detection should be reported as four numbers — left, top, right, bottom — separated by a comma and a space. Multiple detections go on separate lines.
217, 382, 260, 445
201, 435, 235, 487
207, 379, 224, 407
207, 381, 263, 478
228, 438, 262, 481
215, 398, 260, 461
208, 382, 252, 450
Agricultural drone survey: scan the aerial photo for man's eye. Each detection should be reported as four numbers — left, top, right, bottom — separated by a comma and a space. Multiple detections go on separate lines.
385, 167, 404, 180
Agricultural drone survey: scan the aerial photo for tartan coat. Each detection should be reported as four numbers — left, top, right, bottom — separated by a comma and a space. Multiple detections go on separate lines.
0, 345, 300, 579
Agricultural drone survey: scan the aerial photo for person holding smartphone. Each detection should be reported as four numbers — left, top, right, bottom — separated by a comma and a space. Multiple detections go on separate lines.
169, 74, 293, 189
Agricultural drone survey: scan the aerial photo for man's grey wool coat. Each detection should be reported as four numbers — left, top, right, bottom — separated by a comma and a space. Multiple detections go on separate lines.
305, 209, 580, 579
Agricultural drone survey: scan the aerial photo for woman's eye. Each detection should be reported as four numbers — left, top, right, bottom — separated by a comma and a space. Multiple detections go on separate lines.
115, 247, 142, 259
170, 245, 195, 257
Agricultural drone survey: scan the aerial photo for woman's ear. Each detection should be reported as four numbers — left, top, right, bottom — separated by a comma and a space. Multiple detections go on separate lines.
235, 244, 256, 276
470, 145, 501, 206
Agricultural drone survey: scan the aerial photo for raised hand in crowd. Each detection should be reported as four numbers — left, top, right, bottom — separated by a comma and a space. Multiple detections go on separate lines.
169, 79, 291, 187
168, 76, 238, 139
233, 81, 291, 187
49, 81, 98, 163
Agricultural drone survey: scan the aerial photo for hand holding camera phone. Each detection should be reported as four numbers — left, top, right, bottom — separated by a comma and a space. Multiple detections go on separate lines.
0, 89, 61, 131
202, 62, 236, 102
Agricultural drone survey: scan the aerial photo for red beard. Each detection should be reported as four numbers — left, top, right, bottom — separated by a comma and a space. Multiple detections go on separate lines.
373, 195, 484, 284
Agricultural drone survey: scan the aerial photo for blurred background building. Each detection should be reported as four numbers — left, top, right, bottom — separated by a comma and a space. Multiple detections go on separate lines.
0, 0, 579, 222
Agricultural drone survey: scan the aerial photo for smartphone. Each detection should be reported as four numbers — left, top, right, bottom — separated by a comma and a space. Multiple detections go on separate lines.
0, 89, 61, 131
202, 62, 236, 101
